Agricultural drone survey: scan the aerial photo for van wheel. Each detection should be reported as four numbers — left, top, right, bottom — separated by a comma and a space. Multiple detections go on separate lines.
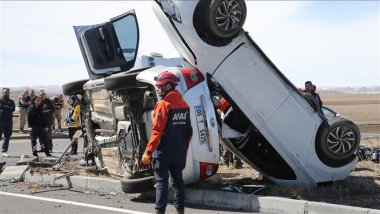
121, 176, 155, 193
62, 79, 89, 95
316, 117, 360, 167
104, 72, 138, 91
204, 0, 247, 39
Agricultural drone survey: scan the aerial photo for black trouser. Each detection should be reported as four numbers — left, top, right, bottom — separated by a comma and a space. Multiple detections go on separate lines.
0, 121, 12, 153
39, 126, 53, 150
68, 127, 80, 153
30, 127, 50, 156
154, 158, 185, 213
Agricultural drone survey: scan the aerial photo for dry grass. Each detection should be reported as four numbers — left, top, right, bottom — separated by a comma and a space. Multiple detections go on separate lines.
10, 92, 379, 133
319, 92, 380, 133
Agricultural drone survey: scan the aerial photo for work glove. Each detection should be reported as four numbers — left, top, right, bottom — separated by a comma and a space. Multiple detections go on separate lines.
141, 153, 152, 165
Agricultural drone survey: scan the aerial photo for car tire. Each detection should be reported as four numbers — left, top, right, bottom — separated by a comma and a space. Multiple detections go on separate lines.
316, 117, 360, 167
62, 79, 89, 95
104, 72, 139, 91
121, 176, 155, 193
204, 0, 247, 39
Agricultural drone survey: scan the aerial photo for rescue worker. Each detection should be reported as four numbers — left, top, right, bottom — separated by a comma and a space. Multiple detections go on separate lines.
64, 95, 81, 155
17, 90, 31, 133
39, 90, 54, 152
27, 96, 51, 157
52, 94, 64, 133
0, 88, 15, 157
217, 97, 243, 169
141, 71, 192, 214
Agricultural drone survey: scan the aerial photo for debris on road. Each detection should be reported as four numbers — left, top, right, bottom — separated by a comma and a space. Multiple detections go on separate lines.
221, 184, 266, 195
0, 177, 18, 183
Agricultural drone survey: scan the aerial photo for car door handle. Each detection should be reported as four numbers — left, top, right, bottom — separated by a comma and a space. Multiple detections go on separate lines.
99, 27, 114, 61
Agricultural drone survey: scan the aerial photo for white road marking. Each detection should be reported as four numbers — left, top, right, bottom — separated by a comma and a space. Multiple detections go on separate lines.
0, 191, 149, 214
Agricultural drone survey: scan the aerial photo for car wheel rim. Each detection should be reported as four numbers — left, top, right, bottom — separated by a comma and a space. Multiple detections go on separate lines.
327, 126, 356, 155
215, 0, 243, 32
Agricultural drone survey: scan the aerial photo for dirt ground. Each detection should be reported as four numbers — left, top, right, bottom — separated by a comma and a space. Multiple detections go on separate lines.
319, 91, 380, 133
190, 137, 380, 210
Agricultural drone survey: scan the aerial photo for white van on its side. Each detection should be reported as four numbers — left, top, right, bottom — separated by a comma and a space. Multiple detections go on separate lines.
63, 12, 220, 193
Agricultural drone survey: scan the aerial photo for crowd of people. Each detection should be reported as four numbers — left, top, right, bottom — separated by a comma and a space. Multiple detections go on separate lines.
0, 88, 79, 157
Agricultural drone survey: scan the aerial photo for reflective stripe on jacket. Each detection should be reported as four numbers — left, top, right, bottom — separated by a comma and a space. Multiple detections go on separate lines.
145, 90, 193, 164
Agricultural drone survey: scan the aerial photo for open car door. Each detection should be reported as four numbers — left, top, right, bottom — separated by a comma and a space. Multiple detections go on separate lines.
73, 10, 139, 80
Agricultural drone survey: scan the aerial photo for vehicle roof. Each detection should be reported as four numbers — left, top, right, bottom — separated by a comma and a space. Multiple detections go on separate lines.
133, 55, 182, 70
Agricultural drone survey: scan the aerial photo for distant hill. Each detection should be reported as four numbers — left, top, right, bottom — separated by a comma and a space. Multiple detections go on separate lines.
319, 86, 380, 94
5, 84, 380, 96
7, 85, 63, 97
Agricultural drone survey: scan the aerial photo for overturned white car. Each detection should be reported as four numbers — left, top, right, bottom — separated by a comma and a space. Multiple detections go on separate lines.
152, 0, 360, 186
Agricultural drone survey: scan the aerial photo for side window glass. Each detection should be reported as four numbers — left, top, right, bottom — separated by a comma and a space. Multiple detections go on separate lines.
322, 107, 336, 118
113, 15, 138, 63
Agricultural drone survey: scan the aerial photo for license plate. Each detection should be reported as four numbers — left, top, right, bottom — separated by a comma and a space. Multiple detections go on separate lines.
194, 105, 208, 145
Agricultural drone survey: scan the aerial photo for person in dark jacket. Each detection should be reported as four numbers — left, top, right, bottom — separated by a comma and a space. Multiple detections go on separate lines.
27, 96, 51, 157
39, 90, 54, 152
0, 88, 15, 157
311, 84, 323, 108
305, 81, 323, 111
141, 71, 192, 214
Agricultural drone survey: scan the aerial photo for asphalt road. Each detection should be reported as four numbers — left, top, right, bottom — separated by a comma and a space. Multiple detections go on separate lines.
0, 137, 252, 214
0, 187, 251, 214
1, 134, 84, 168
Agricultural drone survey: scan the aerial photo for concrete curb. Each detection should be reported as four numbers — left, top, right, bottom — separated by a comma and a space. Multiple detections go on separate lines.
23, 170, 380, 213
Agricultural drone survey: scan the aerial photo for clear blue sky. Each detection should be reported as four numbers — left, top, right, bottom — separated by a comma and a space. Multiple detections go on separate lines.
1, 1, 379, 88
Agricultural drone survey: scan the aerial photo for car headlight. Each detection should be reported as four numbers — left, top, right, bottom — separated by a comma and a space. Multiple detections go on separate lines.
158, 0, 181, 23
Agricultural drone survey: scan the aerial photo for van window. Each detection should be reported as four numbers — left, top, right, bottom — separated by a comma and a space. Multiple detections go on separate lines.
114, 15, 138, 62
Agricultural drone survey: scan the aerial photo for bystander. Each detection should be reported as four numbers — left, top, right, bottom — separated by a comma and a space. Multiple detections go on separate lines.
39, 90, 54, 152
17, 90, 31, 133
0, 88, 15, 157
27, 96, 52, 157
64, 95, 81, 155
52, 94, 64, 133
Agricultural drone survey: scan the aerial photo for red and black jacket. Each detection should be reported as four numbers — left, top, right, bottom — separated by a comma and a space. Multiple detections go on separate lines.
145, 90, 193, 164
